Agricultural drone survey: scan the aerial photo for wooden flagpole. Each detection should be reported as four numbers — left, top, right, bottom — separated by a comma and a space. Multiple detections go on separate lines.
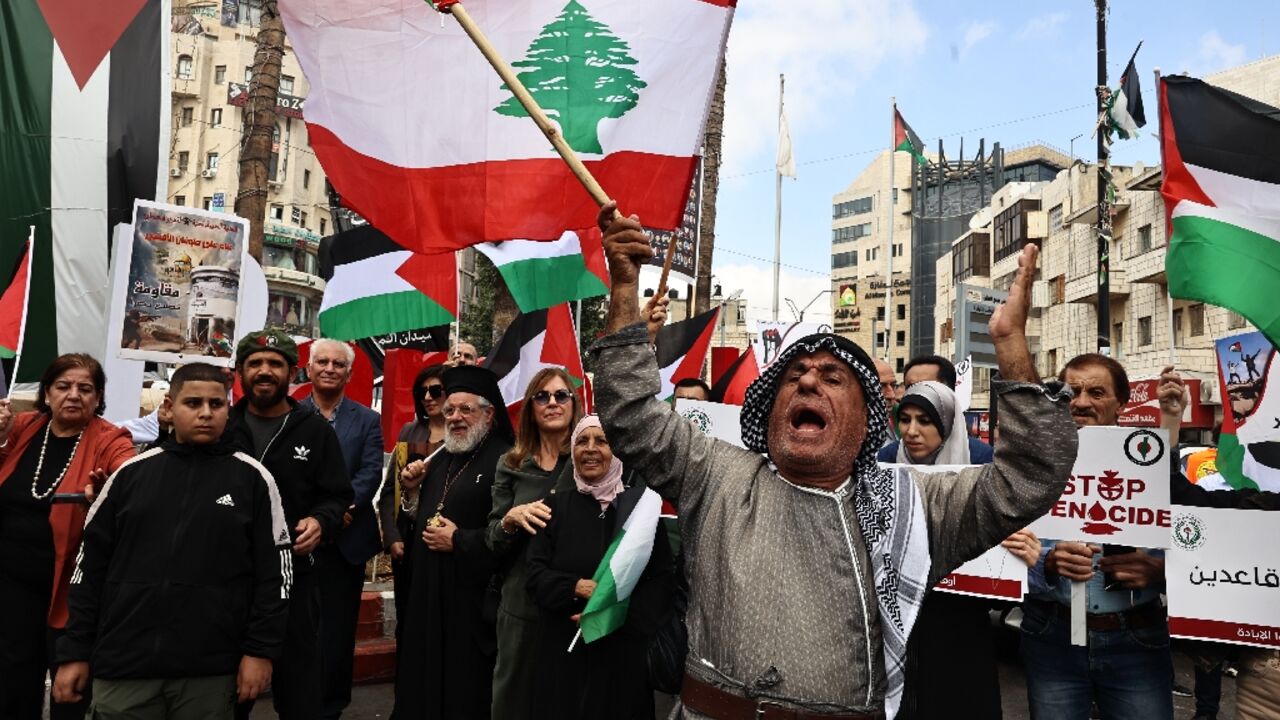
437, 1, 677, 294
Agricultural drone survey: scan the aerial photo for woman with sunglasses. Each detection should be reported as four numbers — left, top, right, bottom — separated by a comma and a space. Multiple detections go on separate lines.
378, 363, 447, 637
485, 368, 583, 719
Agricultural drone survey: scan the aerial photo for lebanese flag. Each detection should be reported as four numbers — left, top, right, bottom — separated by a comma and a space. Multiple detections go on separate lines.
654, 307, 719, 401
483, 304, 586, 427
0, 0, 169, 381
317, 225, 457, 341
1160, 75, 1280, 348
278, 0, 735, 254
710, 346, 759, 406
0, 230, 33, 361
476, 229, 609, 313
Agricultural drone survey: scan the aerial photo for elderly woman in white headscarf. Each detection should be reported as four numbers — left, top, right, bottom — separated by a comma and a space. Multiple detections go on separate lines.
896, 381, 971, 466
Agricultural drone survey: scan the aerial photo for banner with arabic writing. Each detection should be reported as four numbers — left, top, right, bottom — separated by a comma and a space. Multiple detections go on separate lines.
1167, 505, 1280, 648
111, 200, 249, 366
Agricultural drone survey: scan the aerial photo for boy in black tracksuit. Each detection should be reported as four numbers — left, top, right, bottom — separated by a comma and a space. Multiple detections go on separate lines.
53, 363, 291, 718
226, 329, 352, 719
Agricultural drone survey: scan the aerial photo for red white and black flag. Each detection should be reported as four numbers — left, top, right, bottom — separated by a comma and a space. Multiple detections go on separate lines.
710, 346, 760, 406
484, 304, 588, 424
654, 307, 720, 401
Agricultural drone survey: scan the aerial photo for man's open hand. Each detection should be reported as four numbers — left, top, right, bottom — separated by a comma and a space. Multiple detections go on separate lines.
989, 244, 1037, 342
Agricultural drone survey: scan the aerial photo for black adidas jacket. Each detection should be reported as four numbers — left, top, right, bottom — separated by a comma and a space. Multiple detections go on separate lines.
56, 440, 292, 678
226, 399, 353, 559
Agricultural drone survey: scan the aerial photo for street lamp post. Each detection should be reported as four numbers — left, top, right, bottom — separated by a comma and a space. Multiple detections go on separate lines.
785, 289, 834, 323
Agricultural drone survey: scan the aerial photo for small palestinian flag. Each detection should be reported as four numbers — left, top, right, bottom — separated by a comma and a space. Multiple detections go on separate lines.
484, 304, 587, 425
1161, 75, 1280, 348
580, 487, 663, 643
0, 230, 34, 361
710, 346, 759, 406
654, 307, 719, 401
894, 107, 927, 166
1230, 341, 1244, 353
476, 229, 609, 313
1107, 48, 1146, 140
317, 225, 457, 342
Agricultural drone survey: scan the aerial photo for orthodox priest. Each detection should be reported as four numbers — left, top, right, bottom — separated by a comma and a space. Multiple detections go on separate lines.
391, 365, 514, 720
591, 203, 1079, 720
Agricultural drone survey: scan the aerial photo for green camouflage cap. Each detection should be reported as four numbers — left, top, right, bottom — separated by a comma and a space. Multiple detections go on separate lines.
236, 328, 299, 367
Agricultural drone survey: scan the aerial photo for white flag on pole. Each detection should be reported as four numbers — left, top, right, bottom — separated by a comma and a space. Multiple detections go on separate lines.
776, 108, 796, 179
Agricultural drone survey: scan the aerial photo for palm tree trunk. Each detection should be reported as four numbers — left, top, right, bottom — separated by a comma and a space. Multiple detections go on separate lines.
234, 0, 285, 263
694, 56, 726, 316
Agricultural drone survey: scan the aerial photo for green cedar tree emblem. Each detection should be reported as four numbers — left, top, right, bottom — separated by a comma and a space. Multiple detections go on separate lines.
495, 0, 647, 154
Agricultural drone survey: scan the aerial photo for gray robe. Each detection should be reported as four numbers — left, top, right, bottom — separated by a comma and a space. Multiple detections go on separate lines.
590, 324, 1078, 716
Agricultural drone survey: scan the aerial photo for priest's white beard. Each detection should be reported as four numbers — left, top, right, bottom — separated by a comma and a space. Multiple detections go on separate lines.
444, 420, 490, 454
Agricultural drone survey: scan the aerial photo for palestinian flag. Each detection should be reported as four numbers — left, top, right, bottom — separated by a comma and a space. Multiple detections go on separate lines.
894, 107, 927, 166
484, 304, 587, 424
1107, 48, 1146, 140
476, 229, 609, 312
710, 346, 759, 406
1230, 341, 1244, 353
1160, 75, 1280, 348
317, 225, 457, 341
0, 0, 169, 381
654, 307, 719, 401
580, 487, 663, 643
0, 230, 34, 361
278, 0, 734, 255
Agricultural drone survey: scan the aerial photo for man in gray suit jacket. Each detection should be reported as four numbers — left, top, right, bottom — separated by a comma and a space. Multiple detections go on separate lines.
301, 339, 385, 720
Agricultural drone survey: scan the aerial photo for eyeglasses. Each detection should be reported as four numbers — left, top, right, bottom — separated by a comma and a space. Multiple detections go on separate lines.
442, 403, 485, 418
423, 384, 445, 399
532, 389, 574, 407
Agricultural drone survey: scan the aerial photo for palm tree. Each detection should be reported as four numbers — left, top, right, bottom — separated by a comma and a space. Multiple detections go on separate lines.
234, 0, 285, 263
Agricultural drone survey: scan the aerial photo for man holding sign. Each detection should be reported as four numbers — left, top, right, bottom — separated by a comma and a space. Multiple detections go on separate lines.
593, 203, 1078, 720
1021, 354, 1184, 720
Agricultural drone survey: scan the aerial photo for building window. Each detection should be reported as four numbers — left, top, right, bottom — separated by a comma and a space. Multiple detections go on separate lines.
303, 169, 311, 189
297, 211, 308, 228
177, 55, 193, 79
876, 306, 885, 321
1049, 204, 1063, 233
206, 152, 219, 171
202, 197, 212, 210
832, 223, 872, 243
895, 357, 904, 372
319, 218, 326, 235
270, 205, 284, 220
1172, 308, 1184, 345
833, 196, 874, 219
244, 66, 254, 83
269, 125, 281, 182
1190, 303, 1205, 336
280, 75, 295, 95
897, 304, 906, 321
1052, 274, 1065, 304
238, 0, 263, 25
1138, 316, 1153, 346
1228, 311, 1247, 329
210, 108, 222, 127
1137, 224, 1153, 253
893, 243, 903, 258
181, 107, 193, 126
993, 198, 1042, 262
892, 188, 899, 205
875, 332, 886, 348
214, 65, 226, 84
1113, 322, 1125, 359
174, 195, 185, 206
1046, 349, 1058, 377
896, 330, 905, 347
177, 151, 189, 171
952, 233, 991, 282
831, 251, 858, 270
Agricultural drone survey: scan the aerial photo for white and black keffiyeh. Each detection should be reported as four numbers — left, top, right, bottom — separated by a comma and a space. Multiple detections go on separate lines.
740, 334, 930, 719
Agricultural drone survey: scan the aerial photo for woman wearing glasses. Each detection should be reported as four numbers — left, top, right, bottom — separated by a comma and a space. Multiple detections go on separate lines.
486, 368, 583, 720
379, 363, 447, 637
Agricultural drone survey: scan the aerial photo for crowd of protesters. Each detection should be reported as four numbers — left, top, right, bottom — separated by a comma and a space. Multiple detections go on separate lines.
0, 221, 1278, 720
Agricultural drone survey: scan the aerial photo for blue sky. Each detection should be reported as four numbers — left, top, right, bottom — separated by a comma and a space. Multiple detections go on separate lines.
707, 0, 1279, 325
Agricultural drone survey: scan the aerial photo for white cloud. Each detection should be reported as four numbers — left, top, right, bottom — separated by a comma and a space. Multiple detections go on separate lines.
711, 263, 833, 327
1015, 12, 1066, 41
718, 0, 929, 177
961, 21, 997, 55
1182, 31, 1246, 75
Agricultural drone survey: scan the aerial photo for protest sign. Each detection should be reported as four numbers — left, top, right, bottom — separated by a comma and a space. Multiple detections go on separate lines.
752, 321, 831, 370
1167, 506, 1280, 648
1214, 331, 1280, 492
955, 356, 973, 413
109, 200, 249, 366
883, 463, 1027, 600
1028, 426, 1172, 548
674, 398, 744, 449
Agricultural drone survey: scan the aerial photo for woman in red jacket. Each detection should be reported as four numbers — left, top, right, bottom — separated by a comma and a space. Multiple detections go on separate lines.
0, 353, 136, 719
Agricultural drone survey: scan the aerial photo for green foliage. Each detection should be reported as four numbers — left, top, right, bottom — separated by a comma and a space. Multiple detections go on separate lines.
459, 252, 501, 356
575, 294, 608, 372
494, 0, 646, 154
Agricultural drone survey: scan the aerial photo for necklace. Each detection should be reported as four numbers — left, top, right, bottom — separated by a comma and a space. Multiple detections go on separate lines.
30, 424, 84, 501
425, 433, 487, 528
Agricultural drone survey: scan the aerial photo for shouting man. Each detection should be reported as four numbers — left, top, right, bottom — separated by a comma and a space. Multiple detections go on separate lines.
592, 203, 1078, 718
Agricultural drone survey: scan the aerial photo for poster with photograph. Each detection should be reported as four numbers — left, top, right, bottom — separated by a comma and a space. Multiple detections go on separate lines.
751, 321, 831, 370
112, 200, 249, 366
1214, 331, 1280, 491
674, 398, 744, 449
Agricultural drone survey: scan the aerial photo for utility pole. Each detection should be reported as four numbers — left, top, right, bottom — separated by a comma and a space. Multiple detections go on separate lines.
235, 0, 285, 263
772, 74, 784, 321
1095, 0, 1112, 355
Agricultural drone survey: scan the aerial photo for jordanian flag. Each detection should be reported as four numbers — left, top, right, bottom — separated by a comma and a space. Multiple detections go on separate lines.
484, 304, 587, 424
476, 229, 609, 313
580, 487, 663, 643
1160, 75, 1280, 348
317, 225, 457, 341
0, 0, 169, 381
654, 307, 719, 401
0, 231, 34, 361
278, 0, 734, 254
894, 107, 927, 166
